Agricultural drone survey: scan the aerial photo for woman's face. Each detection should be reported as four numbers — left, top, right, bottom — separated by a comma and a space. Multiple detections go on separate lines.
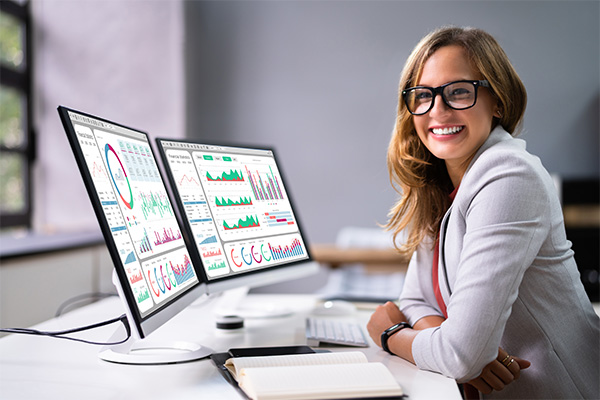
412, 45, 499, 180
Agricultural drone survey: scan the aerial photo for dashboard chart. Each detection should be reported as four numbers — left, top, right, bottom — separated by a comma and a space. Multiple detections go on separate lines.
163, 143, 309, 280
70, 117, 199, 318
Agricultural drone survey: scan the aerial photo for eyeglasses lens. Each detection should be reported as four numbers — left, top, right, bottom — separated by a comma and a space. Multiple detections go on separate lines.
405, 89, 433, 115
444, 81, 476, 109
405, 81, 477, 115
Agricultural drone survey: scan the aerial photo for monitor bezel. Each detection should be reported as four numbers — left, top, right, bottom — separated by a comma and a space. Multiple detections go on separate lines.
154, 137, 316, 292
57, 106, 207, 339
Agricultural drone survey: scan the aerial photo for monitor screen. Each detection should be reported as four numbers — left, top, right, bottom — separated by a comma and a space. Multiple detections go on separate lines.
57, 107, 205, 341
155, 139, 316, 293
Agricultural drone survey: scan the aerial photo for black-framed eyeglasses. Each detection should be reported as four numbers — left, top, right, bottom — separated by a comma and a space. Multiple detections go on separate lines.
402, 80, 490, 116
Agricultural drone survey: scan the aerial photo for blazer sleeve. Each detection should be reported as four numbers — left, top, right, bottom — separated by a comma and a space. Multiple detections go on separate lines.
399, 238, 445, 324
411, 144, 553, 382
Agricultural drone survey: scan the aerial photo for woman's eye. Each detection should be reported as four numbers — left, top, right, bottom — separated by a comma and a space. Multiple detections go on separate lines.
450, 88, 470, 96
415, 91, 432, 100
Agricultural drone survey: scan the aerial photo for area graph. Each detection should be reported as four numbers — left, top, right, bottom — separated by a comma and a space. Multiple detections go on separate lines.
223, 215, 260, 230
215, 196, 253, 207
206, 169, 244, 182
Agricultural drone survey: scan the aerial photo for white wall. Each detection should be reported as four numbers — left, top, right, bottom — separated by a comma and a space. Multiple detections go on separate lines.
31, 0, 186, 233
185, 0, 600, 244
0, 0, 187, 328
0, 245, 113, 329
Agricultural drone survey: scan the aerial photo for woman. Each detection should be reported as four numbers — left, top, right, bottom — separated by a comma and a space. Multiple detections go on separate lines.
367, 26, 599, 399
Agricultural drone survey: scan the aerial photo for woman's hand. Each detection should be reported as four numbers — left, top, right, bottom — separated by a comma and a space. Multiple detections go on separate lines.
466, 347, 531, 394
366, 301, 406, 347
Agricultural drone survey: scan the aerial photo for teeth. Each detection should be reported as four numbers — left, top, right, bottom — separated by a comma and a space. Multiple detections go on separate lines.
432, 126, 463, 135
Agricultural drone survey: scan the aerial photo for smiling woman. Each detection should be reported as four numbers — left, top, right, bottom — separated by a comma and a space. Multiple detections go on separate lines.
367, 26, 599, 399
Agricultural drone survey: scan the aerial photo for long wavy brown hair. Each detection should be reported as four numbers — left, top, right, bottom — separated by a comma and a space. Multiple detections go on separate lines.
386, 26, 527, 256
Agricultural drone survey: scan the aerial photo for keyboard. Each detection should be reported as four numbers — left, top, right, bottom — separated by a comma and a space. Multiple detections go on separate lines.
305, 317, 369, 347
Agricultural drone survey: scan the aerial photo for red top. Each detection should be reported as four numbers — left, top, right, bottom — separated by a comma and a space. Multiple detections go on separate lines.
432, 186, 459, 319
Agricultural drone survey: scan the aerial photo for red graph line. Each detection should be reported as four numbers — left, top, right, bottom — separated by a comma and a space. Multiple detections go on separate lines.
92, 161, 107, 178
179, 174, 200, 186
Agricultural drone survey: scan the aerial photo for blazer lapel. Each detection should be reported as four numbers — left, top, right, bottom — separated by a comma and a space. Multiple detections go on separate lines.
438, 205, 453, 308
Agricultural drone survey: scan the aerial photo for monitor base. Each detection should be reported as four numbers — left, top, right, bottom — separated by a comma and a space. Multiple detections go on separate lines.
99, 338, 213, 365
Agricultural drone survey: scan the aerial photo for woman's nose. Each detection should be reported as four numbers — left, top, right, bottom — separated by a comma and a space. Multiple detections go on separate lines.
429, 93, 451, 118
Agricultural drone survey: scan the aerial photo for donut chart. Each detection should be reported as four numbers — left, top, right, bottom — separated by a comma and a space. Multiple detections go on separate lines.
105, 143, 133, 209
225, 235, 305, 271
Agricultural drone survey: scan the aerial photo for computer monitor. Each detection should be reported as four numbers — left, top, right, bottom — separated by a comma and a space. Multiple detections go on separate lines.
154, 138, 319, 315
58, 106, 210, 364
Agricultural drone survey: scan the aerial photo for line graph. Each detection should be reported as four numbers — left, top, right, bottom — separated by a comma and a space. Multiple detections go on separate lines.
178, 173, 200, 187
91, 161, 108, 180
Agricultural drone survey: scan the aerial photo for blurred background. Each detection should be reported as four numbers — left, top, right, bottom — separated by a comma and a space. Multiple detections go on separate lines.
1, 0, 598, 328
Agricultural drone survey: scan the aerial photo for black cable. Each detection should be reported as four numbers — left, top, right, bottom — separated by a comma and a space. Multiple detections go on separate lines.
0, 313, 131, 346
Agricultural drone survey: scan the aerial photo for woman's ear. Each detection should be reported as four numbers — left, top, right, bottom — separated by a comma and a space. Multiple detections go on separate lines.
493, 103, 503, 119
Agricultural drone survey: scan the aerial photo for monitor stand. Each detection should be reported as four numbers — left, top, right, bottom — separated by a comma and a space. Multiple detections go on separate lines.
98, 321, 213, 365
98, 275, 213, 365
213, 286, 294, 319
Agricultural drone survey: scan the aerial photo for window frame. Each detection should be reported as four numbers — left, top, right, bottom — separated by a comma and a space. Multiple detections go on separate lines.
0, 0, 35, 229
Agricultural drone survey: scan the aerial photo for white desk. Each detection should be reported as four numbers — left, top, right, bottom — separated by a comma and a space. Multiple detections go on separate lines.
0, 294, 461, 400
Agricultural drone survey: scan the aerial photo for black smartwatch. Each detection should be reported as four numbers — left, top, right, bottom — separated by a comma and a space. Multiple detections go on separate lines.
381, 322, 411, 355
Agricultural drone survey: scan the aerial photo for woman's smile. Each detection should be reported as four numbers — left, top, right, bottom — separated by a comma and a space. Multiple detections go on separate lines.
429, 125, 465, 136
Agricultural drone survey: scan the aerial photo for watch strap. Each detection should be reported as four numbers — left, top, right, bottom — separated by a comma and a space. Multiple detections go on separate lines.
381, 322, 411, 354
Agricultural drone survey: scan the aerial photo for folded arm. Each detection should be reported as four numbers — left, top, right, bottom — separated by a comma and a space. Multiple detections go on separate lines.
366, 302, 530, 394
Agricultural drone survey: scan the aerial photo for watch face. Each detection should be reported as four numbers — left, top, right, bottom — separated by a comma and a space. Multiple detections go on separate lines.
386, 324, 401, 335
386, 322, 410, 335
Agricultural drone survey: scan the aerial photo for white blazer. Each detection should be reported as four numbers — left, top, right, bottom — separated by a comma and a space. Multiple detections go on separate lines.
399, 127, 599, 399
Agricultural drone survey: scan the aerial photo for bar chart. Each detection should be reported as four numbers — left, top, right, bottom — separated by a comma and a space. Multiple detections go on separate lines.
245, 165, 284, 202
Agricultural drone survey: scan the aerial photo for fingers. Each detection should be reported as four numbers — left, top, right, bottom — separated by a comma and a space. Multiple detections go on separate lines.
497, 348, 524, 380
469, 349, 532, 396
502, 355, 525, 380
488, 360, 514, 384
515, 356, 531, 370
497, 353, 531, 380
467, 378, 493, 395
497, 347, 509, 363
507, 357, 521, 380
483, 371, 506, 392
477, 362, 511, 391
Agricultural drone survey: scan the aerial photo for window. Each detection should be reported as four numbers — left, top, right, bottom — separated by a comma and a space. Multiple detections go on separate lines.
0, 0, 34, 230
